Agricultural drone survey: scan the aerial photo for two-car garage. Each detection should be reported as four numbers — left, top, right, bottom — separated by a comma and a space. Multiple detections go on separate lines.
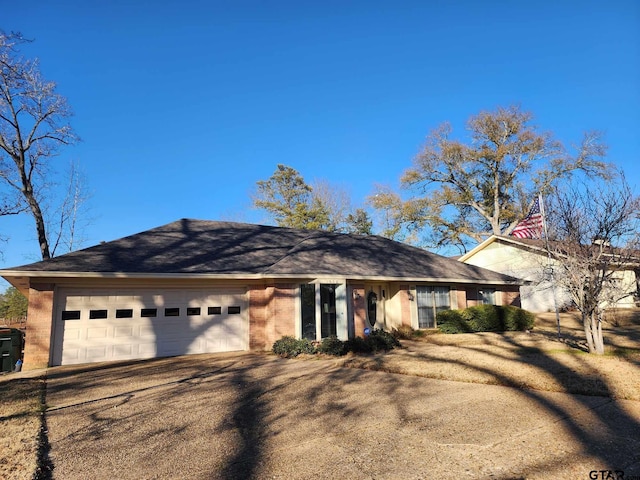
51, 287, 249, 365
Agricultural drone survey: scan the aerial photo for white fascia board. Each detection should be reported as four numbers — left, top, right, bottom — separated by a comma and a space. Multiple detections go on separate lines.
457, 236, 499, 262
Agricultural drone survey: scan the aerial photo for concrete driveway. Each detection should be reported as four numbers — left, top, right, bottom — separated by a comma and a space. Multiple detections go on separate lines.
44, 352, 640, 479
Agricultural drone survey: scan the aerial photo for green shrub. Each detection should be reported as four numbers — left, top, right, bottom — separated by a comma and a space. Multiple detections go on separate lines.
500, 305, 535, 331
317, 335, 346, 356
273, 329, 402, 358
344, 336, 372, 353
464, 305, 503, 332
272, 336, 316, 357
436, 309, 471, 334
436, 305, 535, 334
367, 329, 401, 351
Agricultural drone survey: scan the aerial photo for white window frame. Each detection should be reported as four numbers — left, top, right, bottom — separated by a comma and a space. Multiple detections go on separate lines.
297, 279, 348, 341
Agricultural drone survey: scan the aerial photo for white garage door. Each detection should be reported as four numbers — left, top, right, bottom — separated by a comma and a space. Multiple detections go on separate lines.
52, 288, 248, 365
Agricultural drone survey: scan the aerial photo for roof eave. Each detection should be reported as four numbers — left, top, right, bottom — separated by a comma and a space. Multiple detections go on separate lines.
0, 270, 525, 286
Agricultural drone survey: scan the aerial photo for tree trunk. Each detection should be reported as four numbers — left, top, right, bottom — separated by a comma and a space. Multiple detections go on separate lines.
593, 311, 605, 354
583, 312, 596, 353
584, 311, 605, 354
23, 186, 50, 260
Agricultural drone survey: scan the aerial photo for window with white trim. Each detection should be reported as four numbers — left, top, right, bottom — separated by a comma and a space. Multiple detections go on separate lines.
300, 283, 340, 340
416, 286, 450, 328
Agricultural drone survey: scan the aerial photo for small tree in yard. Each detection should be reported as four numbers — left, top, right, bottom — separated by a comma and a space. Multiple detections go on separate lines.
0, 286, 27, 322
545, 176, 640, 354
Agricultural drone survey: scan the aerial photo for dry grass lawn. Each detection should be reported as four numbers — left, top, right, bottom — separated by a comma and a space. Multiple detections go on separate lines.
0, 376, 44, 480
341, 310, 640, 400
0, 309, 638, 478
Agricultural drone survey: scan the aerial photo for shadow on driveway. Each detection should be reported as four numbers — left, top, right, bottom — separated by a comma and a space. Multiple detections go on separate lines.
43, 349, 640, 479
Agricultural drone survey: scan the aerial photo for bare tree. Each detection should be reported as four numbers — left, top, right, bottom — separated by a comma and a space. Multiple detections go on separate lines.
545, 176, 640, 354
374, 105, 612, 252
309, 179, 353, 232
0, 31, 79, 259
49, 159, 91, 256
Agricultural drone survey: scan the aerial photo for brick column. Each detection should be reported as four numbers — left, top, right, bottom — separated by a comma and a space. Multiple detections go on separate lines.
502, 287, 522, 307
270, 284, 296, 346
249, 286, 271, 350
399, 284, 412, 327
456, 288, 468, 310
23, 283, 55, 370
352, 285, 366, 338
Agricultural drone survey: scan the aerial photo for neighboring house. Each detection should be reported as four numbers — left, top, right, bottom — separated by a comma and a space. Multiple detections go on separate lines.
0, 220, 523, 369
458, 235, 640, 313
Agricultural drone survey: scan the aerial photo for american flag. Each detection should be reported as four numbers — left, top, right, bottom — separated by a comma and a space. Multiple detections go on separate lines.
511, 197, 544, 239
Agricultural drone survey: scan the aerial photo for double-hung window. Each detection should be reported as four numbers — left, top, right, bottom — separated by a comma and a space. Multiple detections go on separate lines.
416, 286, 450, 328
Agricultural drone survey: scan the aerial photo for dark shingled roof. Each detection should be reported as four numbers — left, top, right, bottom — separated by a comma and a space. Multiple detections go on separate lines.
1, 219, 522, 284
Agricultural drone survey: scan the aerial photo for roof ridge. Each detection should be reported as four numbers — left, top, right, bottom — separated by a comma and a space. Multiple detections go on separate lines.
261, 230, 323, 274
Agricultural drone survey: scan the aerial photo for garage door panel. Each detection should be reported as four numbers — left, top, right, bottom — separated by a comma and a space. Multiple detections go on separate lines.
54, 288, 248, 365
114, 326, 134, 338
86, 346, 108, 360
87, 327, 109, 339
138, 343, 156, 356
113, 344, 133, 356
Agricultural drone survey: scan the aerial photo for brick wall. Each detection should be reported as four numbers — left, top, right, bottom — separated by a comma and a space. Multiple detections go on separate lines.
399, 284, 412, 327
456, 288, 468, 309
351, 285, 366, 337
249, 284, 297, 350
23, 283, 55, 370
267, 284, 296, 347
249, 287, 270, 350
501, 287, 522, 307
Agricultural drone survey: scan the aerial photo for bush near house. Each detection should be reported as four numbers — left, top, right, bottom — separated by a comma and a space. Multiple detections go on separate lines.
391, 325, 426, 339
272, 329, 401, 358
272, 336, 316, 357
436, 310, 473, 334
437, 305, 534, 334
317, 335, 346, 356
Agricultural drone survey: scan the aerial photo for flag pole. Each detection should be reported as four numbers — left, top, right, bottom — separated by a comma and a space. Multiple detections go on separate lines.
539, 194, 561, 338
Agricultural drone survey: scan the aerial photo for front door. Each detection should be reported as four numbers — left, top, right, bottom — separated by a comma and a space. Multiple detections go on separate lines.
364, 284, 388, 330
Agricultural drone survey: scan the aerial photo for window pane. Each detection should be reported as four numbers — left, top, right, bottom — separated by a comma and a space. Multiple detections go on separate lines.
434, 287, 450, 307
228, 306, 241, 314
164, 308, 180, 317
434, 287, 451, 326
62, 310, 81, 321
300, 284, 316, 340
208, 306, 222, 315
141, 308, 157, 318
367, 291, 377, 327
187, 307, 201, 316
89, 309, 108, 319
416, 286, 434, 328
320, 284, 337, 338
116, 309, 133, 318
480, 288, 496, 305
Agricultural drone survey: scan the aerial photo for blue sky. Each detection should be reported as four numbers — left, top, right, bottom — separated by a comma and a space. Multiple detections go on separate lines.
1, 0, 639, 270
